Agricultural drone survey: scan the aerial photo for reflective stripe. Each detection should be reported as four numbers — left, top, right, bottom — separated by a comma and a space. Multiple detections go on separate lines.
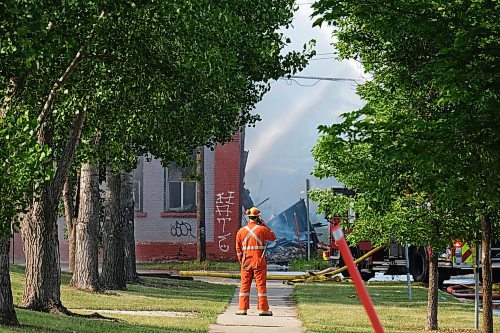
257, 293, 268, 297
242, 245, 267, 250
242, 225, 258, 246
243, 225, 263, 245
239, 292, 250, 297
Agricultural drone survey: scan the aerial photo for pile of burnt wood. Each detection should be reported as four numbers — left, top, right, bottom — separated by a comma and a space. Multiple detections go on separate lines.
265, 238, 305, 264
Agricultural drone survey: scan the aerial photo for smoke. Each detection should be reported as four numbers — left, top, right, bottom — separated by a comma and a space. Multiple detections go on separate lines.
244, 4, 366, 220
246, 84, 330, 173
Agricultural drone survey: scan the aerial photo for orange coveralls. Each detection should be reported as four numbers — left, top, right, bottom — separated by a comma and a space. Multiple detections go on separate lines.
236, 220, 276, 311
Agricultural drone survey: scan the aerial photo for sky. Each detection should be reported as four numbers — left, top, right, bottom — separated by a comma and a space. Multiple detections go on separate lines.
244, 5, 367, 224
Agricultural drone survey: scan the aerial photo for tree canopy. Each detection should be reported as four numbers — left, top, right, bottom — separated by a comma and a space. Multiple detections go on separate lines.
311, 1, 499, 330
311, 0, 500, 247
0, 0, 312, 231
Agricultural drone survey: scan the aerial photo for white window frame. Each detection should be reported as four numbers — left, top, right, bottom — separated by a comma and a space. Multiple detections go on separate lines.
164, 168, 197, 212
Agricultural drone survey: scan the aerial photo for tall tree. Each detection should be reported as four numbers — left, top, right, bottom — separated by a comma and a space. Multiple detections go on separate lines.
0, 100, 50, 325
72, 0, 313, 288
312, 0, 499, 331
1, 0, 312, 312
1, 1, 107, 311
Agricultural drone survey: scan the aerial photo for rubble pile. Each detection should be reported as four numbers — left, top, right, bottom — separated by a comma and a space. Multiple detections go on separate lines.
264, 199, 319, 264
266, 238, 305, 264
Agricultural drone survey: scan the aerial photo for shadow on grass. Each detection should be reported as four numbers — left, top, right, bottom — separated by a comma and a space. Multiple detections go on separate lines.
2, 309, 202, 333
293, 281, 465, 309
7, 265, 232, 332
126, 286, 233, 303
292, 281, 493, 333
125, 278, 234, 303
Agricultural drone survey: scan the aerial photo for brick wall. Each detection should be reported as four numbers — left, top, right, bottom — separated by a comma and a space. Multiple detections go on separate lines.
10, 134, 243, 263
135, 242, 197, 261
207, 133, 242, 260
133, 133, 243, 261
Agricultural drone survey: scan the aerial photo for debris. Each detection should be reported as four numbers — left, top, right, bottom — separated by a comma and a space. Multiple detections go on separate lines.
266, 238, 305, 264
265, 199, 319, 264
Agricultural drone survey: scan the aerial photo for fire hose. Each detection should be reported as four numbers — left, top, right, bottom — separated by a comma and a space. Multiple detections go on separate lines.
180, 246, 383, 284
446, 284, 500, 300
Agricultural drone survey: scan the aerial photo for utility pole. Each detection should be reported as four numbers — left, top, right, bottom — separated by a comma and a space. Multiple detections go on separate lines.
474, 242, 480, 330
196, 148, 206, 262
405, 243, 412, 300
306, 178, 311, 261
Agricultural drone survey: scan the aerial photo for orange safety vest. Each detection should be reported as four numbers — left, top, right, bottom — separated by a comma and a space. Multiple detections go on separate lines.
236, 221, 276, 270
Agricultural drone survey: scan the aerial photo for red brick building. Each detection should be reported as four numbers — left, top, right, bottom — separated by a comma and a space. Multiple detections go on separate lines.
10, 133, 245, 263
133, 133, 245, 261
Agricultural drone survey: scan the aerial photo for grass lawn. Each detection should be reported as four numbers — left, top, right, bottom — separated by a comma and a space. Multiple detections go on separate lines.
136, 260, 240, 272
4, 265, 235, 333
289, 257, 331, 272
294, 281, 500, 333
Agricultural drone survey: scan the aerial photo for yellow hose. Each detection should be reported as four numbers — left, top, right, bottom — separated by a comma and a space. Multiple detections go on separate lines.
312, 246, 383, 276
180, 270, 308, 280
179, 246, 383, 283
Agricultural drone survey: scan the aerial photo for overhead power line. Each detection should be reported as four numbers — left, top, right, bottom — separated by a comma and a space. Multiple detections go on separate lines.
279, 77, 321, 87
309, 56, 336, 61
280, 75, 363, 84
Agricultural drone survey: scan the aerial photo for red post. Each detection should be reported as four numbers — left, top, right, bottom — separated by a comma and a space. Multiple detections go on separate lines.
293, 212, 303, 252
332, 225, 384, 333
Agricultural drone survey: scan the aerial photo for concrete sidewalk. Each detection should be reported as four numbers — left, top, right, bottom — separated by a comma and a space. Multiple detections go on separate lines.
209, 280, 304, 333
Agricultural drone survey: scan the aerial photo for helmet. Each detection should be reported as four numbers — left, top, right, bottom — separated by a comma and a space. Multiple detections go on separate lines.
245, 207, 261, 217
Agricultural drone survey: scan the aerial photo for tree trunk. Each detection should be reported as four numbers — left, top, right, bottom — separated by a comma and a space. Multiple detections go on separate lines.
70, 163, 100, 291
425, 249, 438, 331
101, 166, 126, 290
63, 176, 77, 273
20, 195, 66, 312
0, 235, 19, 326
121, 171, 139, 283
196, 148, 206, 262
481, 215, 493, 333
20, 110, 84, 313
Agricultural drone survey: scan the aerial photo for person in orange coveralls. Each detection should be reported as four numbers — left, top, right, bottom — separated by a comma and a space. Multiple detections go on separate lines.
235, 207, 276, 316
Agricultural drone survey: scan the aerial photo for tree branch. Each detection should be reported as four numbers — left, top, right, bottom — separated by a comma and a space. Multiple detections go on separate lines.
51, 110, 86, 205
37, 11, 105, 144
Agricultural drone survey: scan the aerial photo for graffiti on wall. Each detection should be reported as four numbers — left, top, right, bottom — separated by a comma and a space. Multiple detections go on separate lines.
170, 220, 196, 238
215, 191, 235, 252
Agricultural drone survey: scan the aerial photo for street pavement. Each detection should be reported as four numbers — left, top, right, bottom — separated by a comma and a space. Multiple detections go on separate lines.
208, 280, 304, 333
